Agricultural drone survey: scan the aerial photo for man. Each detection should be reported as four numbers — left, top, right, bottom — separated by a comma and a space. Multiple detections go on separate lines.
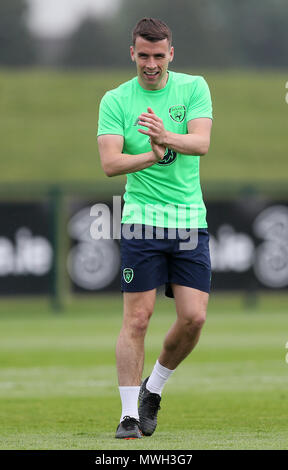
97, 17, 213, 439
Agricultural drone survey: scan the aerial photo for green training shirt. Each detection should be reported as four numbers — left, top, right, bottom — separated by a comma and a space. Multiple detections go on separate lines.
97, 71, 213, 228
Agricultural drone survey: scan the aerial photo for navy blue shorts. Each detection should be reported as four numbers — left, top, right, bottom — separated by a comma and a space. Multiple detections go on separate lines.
120, 224, 211, 298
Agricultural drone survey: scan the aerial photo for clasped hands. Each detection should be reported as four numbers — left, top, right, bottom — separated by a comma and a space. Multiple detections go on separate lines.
137, 107, 167, 161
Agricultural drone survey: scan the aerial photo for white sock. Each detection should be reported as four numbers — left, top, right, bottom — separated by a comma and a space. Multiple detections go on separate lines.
146, 360, 175, 396
119, 386, 140, 422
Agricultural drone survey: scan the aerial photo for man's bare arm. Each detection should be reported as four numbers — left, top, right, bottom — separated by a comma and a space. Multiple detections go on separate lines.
163, 118, 212, 156
97, 134, 165, 177
138, 108, 212, 156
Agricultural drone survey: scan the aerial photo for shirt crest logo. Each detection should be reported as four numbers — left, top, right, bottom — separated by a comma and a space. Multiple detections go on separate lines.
169, 104, 186, 123
157, 148, 177, 166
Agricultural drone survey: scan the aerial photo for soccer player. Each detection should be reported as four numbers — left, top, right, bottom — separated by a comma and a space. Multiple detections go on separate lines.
97, 18, 213, 439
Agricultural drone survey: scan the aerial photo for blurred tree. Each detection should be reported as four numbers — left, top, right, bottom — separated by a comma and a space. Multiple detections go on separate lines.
62, 0, 288, 68
63, 17, 127, 68
116, 0, 288, 68
229, 0, 288, 67
0, 0, 35, 65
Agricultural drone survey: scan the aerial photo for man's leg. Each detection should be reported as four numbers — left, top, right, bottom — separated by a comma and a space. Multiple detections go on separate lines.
116, 289, 156, 386
158, 285, 208, 370
139, 285, 208, 436
115, 289, 156, 437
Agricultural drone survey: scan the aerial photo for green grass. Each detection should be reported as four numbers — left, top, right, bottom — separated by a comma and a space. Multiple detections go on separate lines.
0, 68, 287, 185
0, 293, 288, 450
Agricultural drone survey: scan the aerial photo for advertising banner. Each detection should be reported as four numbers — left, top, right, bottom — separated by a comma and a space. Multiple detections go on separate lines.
207, 200, 288, 290
67, 201, 121, 293
0, 196, 287, 296
67, 198, 288, 293
0, 202, 53, 295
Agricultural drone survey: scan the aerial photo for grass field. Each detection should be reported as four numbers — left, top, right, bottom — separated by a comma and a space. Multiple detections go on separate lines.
0, 68, 287, 184
0, 67, 287, 451
1, 293, 288, 450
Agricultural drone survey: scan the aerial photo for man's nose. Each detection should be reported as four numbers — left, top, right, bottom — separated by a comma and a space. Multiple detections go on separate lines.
146, 57, 157, 69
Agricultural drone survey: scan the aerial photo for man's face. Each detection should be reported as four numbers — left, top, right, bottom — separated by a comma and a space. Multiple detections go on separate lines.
130, 37, 174, 91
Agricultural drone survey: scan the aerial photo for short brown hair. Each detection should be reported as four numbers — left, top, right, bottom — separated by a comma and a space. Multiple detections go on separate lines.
132, 18, 172, 47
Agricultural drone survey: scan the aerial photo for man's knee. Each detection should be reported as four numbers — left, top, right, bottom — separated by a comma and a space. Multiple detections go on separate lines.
173, 287, 208, 333
129, 306, 153, 335
123, 291, 155, 336
179, 306, 207, 333
191, 311, 206, 330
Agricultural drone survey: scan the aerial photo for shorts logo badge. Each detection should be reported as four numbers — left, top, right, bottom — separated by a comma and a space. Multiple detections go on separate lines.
169, 105, 186, 123
123, 268, 134, 283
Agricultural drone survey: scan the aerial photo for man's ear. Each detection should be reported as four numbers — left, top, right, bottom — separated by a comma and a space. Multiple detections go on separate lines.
130, 46, 135, 62
169, 46, 174, 63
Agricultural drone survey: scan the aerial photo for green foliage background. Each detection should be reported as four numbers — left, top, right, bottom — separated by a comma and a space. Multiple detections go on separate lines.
0, 69, 287, 185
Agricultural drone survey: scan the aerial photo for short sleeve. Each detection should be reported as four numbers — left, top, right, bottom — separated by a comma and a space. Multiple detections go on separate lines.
97, 91, 124, 137
186, 76, 213, 122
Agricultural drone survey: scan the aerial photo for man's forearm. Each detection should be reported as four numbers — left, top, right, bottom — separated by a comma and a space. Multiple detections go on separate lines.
104, 151, 157, 177
163, 131, 210, 156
